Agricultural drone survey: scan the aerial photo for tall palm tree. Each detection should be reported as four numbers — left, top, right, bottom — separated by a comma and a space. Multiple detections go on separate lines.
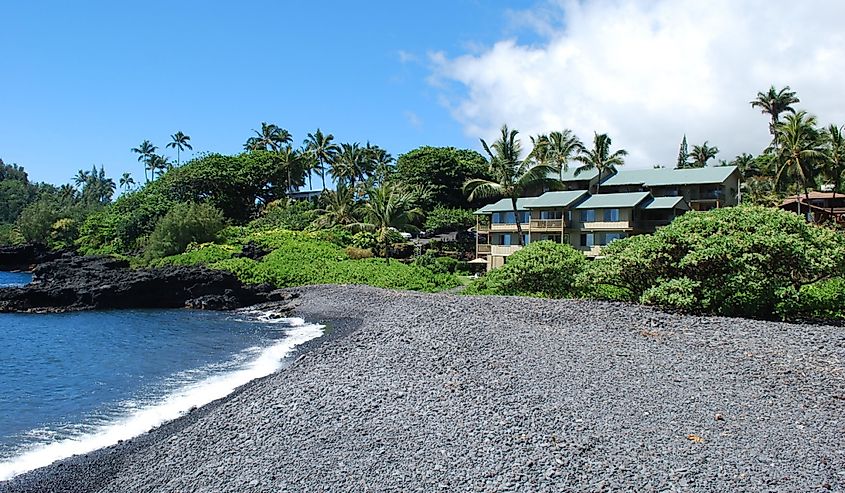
366, 143, 393, 185
463, 125, 558, 246
751, 85, 800, 145
689, 141, 720, 168
130, 140, 157, 183
574, 132, 628, 193
304, 129, 340, 190
821, 123, 845, 215
775, 111, 823, 203
148, 154, 172, 181
166, 131, 192, 166
544, 130, 583, 178
275, 146, 305, 195
244, 122, 292, 152
333, 143, 368, 189
119, 172, 135, 192
356, 183, 422, 263
73, 169, 91, 189
311, 185, 360, 229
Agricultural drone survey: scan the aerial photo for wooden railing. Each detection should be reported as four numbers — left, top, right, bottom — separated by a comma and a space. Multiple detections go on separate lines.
477, 244, 492, 254
529, 219, 564, 230
582, 221, 632, 230
490, 245, 523, 256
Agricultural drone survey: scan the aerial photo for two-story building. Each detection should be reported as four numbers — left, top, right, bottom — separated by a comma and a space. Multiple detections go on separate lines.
472, 166, 725, 269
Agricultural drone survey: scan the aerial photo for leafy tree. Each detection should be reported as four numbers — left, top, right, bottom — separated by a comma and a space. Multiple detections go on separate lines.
821, 124, 845, 207
166, 131, 192, 166
304, 129, 340, 190
423, 206, 475, 234
465, 241, 585, 297
144, 202, 226, 261
16, 197, 61, 244
751, 85, 800, 145
676, 135, 689, 169
688, 141, 719, 168
0, 180, 34, 223
464, 125, 558, 246
131, 140, 158, 183
395, 146, 489, 210
574, 132, 627, 193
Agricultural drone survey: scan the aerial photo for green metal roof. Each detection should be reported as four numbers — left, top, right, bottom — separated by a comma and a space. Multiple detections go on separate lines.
574, 192, 651, 209
641, 196, 689, 210
473, 197, 539, 214
545, 167, 599, 182
600, 166, 738, 187
525, 190, 588, 209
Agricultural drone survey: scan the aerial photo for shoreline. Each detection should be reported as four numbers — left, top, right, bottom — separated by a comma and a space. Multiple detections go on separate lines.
0, 293, 363, 493
1, 284, 843, 491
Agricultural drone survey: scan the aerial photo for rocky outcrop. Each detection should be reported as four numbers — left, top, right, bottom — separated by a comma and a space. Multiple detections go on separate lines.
0, 244, 61, 272
0, 254, 295, 313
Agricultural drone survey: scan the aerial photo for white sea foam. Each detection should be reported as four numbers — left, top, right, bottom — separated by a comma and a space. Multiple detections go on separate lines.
0, 316, 323, 481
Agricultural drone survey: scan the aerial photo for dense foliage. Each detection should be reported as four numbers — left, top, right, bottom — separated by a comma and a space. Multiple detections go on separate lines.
155, 228, 460, 292
423, 206, 476, 234
395, 146, 490, 210
465, 241, 586, 298
580, 206, 845, 318
144, 202, 226, 261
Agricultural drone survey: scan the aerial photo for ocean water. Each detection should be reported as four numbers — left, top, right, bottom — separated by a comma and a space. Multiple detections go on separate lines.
0, 272, 323, 480
0, 271, 31, 288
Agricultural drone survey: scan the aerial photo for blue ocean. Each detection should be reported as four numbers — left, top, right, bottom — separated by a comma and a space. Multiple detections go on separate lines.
0, 271, 322, 480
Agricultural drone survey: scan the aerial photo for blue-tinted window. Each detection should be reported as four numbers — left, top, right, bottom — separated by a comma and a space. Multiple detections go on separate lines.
603, 209, 620, 221
581, 210, 596, 222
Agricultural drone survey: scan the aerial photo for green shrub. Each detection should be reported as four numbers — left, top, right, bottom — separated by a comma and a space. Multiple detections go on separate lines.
49, 218, 79, 250
588, 206, 845, 319
250, 199, 317, 231
774, 278, 845, 320
144, 202, 226, 262
345, 246, 374, 259
424, 206, 475, 234
153, 243, 240, 267
465, 241, 586, 297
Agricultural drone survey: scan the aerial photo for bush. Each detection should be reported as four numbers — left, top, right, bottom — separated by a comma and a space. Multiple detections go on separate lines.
345, 246, 374, 259
465, 241, 586, 297
152, 243, 239, 267
49, 218, 79, 250
144, 202, 226, 262
250, 199, 317, 231
424, 206, 475, 234
586, 206, 845, 319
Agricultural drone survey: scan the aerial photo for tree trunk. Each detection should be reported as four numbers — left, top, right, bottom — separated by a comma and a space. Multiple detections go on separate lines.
512, 196, 525, 246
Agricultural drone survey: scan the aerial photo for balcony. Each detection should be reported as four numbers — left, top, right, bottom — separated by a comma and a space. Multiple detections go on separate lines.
476, 223, 490, 233
490, 245, 523, 256
576, 245, 604, 257
490, 223, 525, 232
529, 219, 564, 230
477, 244, 491, 254
582, 221, 632, 231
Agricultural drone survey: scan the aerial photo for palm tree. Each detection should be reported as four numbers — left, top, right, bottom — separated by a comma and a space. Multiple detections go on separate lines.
366, 143, 393, 185
463, 125, 558, 246
356, 183, 422, 263
751, 85, 800, 145
311, 185, 360, 229
821, 124, 845, 215
244, 122, 292, 152
333, 143, 368, 189
275, 146, 305, 195
304, 129, 340, 190
166, 131, 192, 166
130, 140, 157, 183
148, 154, 172, 180
119, 172, 135, 192
689, 141, 720, 168
73, 169, 91, 189
544, 130, 583, 178
574, 132, 628, 193
775, 111, 823, 203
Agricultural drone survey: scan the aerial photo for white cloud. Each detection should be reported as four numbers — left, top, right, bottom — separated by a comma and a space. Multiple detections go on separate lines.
431, 0, 845, 168
404, 111, 423, 129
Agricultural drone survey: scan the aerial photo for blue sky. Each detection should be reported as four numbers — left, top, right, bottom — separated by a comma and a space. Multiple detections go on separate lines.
5, 1, 844, 187
0, 1, 538, 185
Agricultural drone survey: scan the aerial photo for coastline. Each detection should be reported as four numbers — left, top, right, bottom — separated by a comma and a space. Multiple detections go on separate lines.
1, 284, 843, 491
0, 292, 363, 493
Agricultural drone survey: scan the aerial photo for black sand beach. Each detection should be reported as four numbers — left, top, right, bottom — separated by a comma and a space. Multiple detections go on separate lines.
2, 285, 843, 492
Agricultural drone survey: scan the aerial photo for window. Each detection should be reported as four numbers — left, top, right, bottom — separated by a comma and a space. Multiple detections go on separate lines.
501, 234, 511, 246
522, 234, 530, 245
604, 232, 625, 244
521, 211, 531, 223
581, 209, 596, 222
580, 233, 594, 247
503, 211, 516, 224
540, 234, 562, 243
603, 209, 620, 221
540, 210, 563, 220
